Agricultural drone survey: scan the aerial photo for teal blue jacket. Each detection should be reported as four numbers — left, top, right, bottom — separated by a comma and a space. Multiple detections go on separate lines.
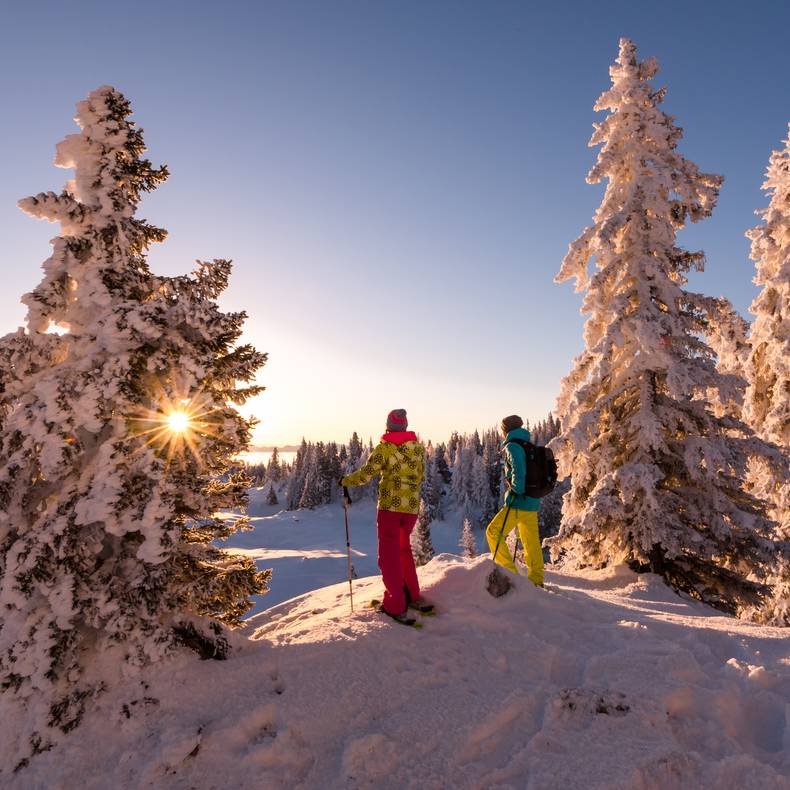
503, 428, 541, 512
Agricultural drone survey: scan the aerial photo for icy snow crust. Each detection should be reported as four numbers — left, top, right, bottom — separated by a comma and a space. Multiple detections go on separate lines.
5, 551, 790, 788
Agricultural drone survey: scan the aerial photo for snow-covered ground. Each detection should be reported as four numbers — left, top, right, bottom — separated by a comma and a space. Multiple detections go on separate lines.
7, 546, 790, 788
225, 488, 486, 613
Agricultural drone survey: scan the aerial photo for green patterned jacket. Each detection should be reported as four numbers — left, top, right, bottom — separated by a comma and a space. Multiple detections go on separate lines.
341, 431, 425, 514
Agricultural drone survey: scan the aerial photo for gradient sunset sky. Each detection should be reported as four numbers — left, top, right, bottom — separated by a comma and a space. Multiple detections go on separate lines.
2, 1, 789, 445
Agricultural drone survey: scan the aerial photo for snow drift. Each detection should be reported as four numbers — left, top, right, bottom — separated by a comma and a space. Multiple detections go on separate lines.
4, 555, 790, 789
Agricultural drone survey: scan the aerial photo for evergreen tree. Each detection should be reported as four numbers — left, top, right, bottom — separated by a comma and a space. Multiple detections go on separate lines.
549, 41, 785, 616
434, 443, 451, 485
286, 438, 308, 510
0, 87, 269, 747
425, 449, 445, 521
411, 500, 435, 566
420, 451, 439, 521
348, 431, 363, 463
744, 126, 790, 535
266, 447, 282, 483
325, 442, 342, 502
451, 440, 477, 514
266, 485, 279, 506
315, 441, 333, 504
298, 445, 322, 509
482, 428, 503, 503
447, 432, 460, 466
460, 517, 477, 558
246, 462, 267, 487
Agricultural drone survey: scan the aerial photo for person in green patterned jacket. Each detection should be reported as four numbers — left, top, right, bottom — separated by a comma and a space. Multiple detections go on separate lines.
340, 409, 430, 622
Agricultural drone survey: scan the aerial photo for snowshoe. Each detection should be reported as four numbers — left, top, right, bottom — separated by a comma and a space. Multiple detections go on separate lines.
369, 600, 422, 628
407, 599, 436, 616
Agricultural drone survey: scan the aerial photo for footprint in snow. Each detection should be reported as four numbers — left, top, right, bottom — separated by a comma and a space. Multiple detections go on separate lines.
547, 687, 630, 730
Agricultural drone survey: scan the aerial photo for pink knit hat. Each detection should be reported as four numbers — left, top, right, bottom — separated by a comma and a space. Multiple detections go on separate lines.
386, 408, 408, 432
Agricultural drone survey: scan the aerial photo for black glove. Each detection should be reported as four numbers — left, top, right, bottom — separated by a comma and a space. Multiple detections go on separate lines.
337, 477, 345, 487
342, 486, 352, 506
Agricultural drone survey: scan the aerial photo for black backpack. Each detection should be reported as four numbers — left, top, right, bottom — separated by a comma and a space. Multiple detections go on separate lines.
505, 439, 558, 499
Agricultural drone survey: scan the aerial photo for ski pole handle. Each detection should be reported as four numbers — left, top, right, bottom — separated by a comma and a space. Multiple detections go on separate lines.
343, 486, 352, 506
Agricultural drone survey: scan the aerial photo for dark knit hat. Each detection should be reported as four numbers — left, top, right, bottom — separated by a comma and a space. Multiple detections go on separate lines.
387, 408, 408, 432
500, 414, 523, 435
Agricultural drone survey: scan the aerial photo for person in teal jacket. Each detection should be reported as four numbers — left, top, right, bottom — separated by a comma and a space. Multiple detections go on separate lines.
485, 414, 543, 586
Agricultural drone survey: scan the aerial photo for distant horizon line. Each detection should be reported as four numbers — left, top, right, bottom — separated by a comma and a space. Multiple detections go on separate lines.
246, 417, 558, 453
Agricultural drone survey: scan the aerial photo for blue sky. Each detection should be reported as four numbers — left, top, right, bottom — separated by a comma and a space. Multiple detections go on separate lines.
1, 1, 788, 445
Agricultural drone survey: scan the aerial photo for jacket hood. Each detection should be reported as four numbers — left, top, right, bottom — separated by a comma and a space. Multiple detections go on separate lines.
381, 430, 418, 446
503, 427, 531, 445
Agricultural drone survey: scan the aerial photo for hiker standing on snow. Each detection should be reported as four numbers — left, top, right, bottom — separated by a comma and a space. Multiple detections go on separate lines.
485, 415, 544, 587
340, 409, 432, 624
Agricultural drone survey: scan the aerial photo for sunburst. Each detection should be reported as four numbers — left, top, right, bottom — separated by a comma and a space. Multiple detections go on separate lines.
129, 385, 221, 469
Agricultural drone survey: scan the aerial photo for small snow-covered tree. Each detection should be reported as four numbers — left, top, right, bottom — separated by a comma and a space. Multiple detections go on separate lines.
266, 447, 282, 483
549, 40, 786, 617
348, 431, 363, 463
744, 126, 790, 535
266, 485, 279, 506
0, 87, 269, 752
411, 500, 435, 566
460, 517, 477, 558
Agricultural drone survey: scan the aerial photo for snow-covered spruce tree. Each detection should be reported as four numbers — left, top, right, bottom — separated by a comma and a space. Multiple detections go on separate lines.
460, 517, 477, 558
411, 500, 435, 567
549, 40, 787, 616
286, 438, 308, 509
298, 446, 322, 510
266, 446, 282, 483
0, 87, 269, 747
434, 443, 451, 485
744, 126, 790, 535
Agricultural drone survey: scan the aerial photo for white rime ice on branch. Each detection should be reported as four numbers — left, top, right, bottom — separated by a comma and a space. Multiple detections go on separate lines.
745, 125, 790, 536
548, 40, 788, 618
0, 87, 269, 757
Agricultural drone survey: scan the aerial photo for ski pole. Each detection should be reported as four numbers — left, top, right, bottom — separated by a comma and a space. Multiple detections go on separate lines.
491, 503, 513, 568
343, 486, 354, 613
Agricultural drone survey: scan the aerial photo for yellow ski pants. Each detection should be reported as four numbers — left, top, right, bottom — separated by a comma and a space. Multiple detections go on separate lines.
486, 506, 543, 586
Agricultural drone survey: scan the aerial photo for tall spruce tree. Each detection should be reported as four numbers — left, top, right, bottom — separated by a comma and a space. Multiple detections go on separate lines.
0, 87, 269, 747
744, 126, 790, 535
549, 41, 786, 616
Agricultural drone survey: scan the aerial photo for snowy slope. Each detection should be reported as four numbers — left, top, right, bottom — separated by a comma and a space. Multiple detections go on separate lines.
6, 556, 790, 789
225, 490, 486, 613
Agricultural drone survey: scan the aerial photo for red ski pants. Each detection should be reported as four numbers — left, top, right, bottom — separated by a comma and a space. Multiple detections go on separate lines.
377, 509, 420, 615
